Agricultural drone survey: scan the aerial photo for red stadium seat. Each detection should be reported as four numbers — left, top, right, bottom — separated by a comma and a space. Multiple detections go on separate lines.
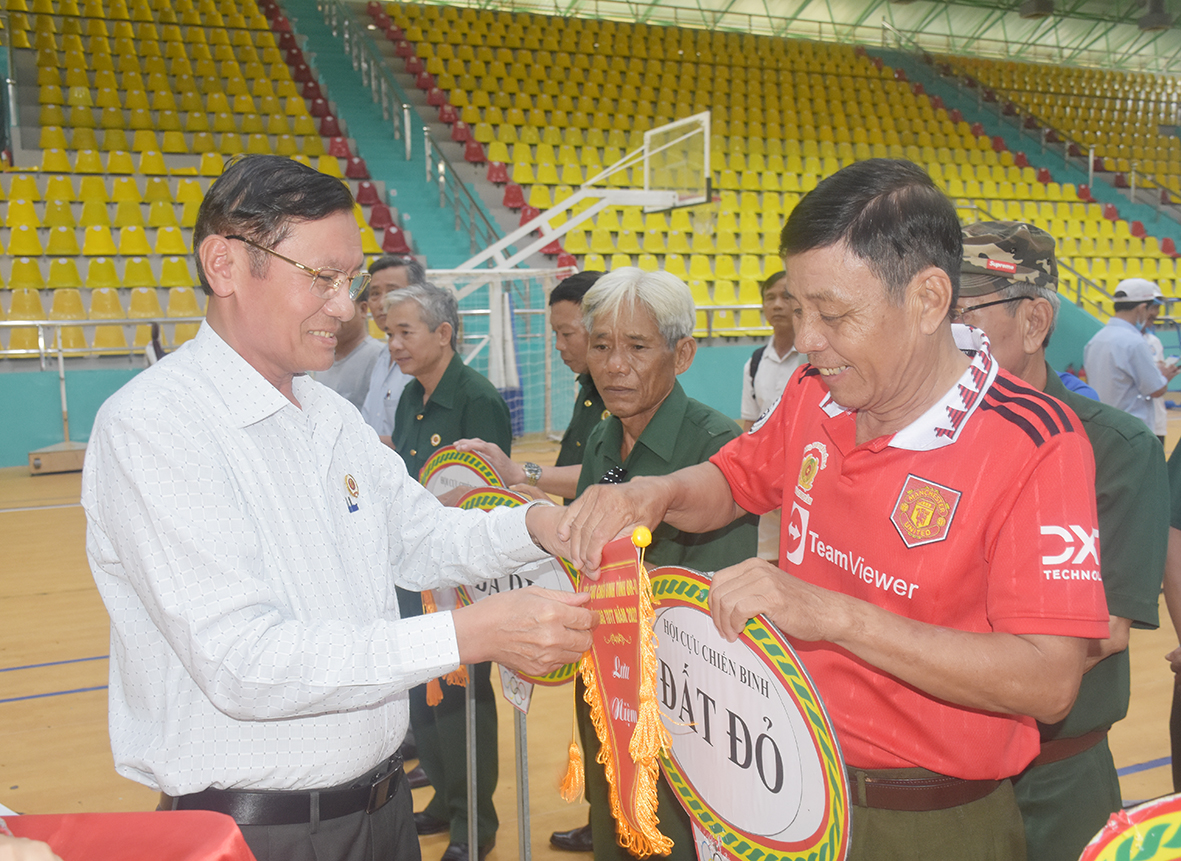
426, 87, 447, 107
355, 181, 381, 206
328, 137, 351, 158
405, 56, 424, 75
415, 72, 435, 90
320, 114, 341, 136
395, 41, 415, 59
464, 140, 486, 163
439, 104, 459, 125
302, 81, 323, 100
1131, 221, 1147, 238
502, 183, 525, 209
292, 63, 313, 83
1161, 237, 1177, 256
518, 205, 540, 227
991, 136, 1006, 152
486, 162, 508, 184
1113, 173, 1129, 189
345, 156, 369, 180
541, 238, 562, 255
557, 252, 577, 269
1102, 203, 1119, 220
368, 204, 394, 230
309, 98, 329, 117
451, 120, 471, 142
1036, 167, 1051, 183
1014, 152, 1030, 168
382, 224, 412, 254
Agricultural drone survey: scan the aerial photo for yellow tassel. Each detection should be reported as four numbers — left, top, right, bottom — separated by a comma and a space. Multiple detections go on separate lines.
559, 727, 585, 803
444, 666, 469, 687
426, 677, 443, 706
421, 589, 438, 614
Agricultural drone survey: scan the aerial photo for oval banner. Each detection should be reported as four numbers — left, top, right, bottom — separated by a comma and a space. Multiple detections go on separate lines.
650, 567, 849, 861
1080, 793, 1181, 861
419, 446, 504, 496
456, 486, 580, 686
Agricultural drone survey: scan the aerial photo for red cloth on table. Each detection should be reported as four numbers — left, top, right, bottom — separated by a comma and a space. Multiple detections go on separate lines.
4, 811, 256, 861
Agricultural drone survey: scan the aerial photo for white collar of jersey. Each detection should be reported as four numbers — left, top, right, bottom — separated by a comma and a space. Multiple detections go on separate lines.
817, 324, 998, 451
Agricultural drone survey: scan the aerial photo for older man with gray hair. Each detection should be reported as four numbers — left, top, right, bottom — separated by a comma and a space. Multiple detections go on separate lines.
572, 267, 756, 861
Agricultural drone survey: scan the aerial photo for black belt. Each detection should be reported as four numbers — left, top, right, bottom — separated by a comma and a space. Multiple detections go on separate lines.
848, 766, 1005, 812
160, 752, 404, 827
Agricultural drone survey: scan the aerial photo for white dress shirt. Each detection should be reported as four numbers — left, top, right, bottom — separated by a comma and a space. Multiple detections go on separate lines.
1145, 330, 1168, 435
360, 354, 410, 437
82, 323, 548, 795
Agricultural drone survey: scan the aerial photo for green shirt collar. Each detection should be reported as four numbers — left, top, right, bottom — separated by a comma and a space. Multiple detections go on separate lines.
601, 380, 689, 467
408, 351, 464, 411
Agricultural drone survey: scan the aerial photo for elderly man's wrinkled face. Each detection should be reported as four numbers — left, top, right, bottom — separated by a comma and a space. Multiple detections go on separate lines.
587, 300, 688, 427
786, 243, 925, 415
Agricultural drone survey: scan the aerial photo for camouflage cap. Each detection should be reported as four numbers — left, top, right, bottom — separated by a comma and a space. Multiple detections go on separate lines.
960, 221, 1058, 298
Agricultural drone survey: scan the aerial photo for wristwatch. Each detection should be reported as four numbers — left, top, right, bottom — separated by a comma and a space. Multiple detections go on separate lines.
523, 462, 542, 486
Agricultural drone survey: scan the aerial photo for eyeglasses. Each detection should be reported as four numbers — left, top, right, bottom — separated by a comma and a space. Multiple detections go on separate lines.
226, 235, 370, 301
950, 295, 1032, 324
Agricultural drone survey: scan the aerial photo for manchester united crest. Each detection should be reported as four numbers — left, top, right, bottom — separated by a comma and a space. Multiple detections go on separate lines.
890, 474, 961, 548
794, 441, 828, 505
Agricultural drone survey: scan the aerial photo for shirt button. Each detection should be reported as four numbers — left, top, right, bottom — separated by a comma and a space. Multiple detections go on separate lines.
417, 414, 423, 421
575, 441, 581, 447
584, 399, 593, 407
410, 449, 417, 456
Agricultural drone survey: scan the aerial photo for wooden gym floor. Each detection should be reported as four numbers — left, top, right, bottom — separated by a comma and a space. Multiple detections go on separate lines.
2, 430, 1180, 858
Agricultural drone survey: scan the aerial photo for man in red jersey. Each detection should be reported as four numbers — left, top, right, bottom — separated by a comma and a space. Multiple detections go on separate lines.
544, 159, 1109, 861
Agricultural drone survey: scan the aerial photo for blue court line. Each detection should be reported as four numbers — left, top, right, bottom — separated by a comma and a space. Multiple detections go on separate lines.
0, 685, 108, 704
1118, 756, 1172, 777
0, 655, 108, 673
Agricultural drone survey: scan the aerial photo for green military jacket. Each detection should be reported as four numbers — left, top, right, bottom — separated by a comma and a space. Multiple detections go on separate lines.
393, 352, 512, 482
577, 380, 756, 572
556, 373, 607, 468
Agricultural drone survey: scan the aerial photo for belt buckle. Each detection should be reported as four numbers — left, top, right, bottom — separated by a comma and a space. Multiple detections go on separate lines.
367, 770, 395, 814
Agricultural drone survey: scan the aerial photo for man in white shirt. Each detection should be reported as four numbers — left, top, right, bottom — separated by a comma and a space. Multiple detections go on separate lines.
739, 271, 804, 559
739, 271, 804, 431
1084, 278, 1178, 430
360, 255, 425, 446
313, 284, 386, 410
81, 155, 592, 861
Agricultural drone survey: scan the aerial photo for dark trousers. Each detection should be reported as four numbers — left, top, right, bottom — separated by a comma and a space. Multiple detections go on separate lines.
161, 770, 419, 861
398, 586, 499, 847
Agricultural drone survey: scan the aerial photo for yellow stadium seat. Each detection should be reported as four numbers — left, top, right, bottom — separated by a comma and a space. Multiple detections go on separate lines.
113, 199, 144, 227
45, 226, 81, 256
122, 256, 155, 287
159, 256, 194, 287
144, 177, 172, 202
82, 224, 118, 255
87, 257, 121, 289
88, 285, 124, 318
9, 287, 46, 319
9, 224, 44, 256
166, 285, 202, 316
128, 285, 164, 317
155, 226, 188, 255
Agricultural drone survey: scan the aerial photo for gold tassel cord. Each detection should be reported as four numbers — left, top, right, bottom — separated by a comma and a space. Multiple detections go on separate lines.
560, 707, 585, 803
578, 533, 672, 859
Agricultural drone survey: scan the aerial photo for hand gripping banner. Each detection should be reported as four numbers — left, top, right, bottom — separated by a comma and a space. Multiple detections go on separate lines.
579, 528, 672, 858
649, 567, 849, 861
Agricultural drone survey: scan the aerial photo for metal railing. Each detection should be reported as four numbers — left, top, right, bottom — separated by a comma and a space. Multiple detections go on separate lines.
320, 0, 506, 257
0, 317, 205, 367
321, 0, 414, 161
423, 130, 507, 260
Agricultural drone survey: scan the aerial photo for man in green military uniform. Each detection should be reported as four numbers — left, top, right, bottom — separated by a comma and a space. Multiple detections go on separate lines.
956, 221, 1168, 861
456, 270, 607, 509
573, 268, 757, 861
386, 283, 512, 861
1164, 442, 1181, 792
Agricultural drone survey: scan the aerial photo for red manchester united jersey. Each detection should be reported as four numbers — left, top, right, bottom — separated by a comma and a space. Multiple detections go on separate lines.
711, 326, 1109, 780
